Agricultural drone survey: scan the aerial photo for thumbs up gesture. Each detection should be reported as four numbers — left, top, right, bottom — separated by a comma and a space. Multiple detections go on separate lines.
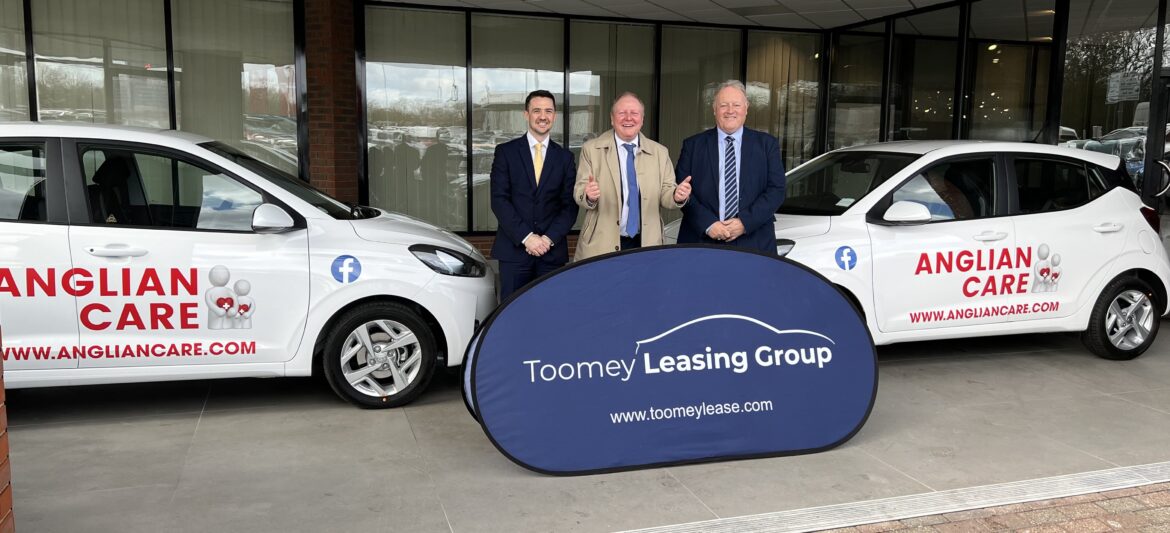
585, 175, 601, 203
674, 176, 693, 203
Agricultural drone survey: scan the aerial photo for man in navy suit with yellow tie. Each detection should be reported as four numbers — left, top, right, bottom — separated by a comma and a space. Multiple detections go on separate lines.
676, 80, 786, 253
491, 90, 579, 300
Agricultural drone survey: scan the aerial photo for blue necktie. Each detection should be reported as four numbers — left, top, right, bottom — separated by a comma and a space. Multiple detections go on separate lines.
723, 135, 738, 219
624, 143, 640, 237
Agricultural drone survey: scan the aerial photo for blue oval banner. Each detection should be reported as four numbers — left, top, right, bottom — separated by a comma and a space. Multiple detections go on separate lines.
464, 245, 877, 475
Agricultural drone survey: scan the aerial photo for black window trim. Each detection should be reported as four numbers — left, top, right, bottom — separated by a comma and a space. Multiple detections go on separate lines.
866, 152, 1008, 226
60, 138, 307, 233
1003, 153, 1106, 216
0, 137, 67, 225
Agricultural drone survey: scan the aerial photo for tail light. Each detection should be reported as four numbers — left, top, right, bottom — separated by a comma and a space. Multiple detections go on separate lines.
1141, 206, 1160, 233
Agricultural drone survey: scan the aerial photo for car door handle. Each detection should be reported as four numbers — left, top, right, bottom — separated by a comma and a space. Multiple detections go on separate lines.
973, 231, 1008, 242
1092, 223, 1124, 233
86, 245, 149, 258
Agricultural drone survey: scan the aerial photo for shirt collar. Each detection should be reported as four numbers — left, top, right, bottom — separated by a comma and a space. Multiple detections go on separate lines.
615, 131, 640, 150
527, 131, 549, 149
718, 127, 744, 143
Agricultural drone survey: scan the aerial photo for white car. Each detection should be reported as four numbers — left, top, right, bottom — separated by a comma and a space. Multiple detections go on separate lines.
667, 141, 1170, 360
0, 123, 495, 408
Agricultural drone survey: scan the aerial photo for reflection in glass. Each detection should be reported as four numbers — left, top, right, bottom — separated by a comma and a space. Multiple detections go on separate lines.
0, 0, 27, 122
746, 31, 821, 171
366, 7, 466, 230
1062, 0, 1158, 179
173, 0, 297, 176
890, 9, 958, 141
966, 0, 1053, 141
828, 24, 883, 149
33, 0, 168, 127
471, 14, 564, 231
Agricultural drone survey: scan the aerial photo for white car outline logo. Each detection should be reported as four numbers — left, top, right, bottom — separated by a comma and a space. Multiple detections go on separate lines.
634, 314, 836, 355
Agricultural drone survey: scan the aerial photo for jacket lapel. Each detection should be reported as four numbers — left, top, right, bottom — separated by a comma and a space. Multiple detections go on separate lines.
634, 135, 653, 195
602, 133, 621, 197
516, 136, 537, 190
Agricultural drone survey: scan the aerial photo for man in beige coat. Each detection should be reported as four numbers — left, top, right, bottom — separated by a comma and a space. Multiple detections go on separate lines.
573, 92, 692, 260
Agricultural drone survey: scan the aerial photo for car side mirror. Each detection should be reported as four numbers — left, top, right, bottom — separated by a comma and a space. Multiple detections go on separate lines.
1156, 161, 1170, 198
883, 201, 932, 224
252, 203, 295, 233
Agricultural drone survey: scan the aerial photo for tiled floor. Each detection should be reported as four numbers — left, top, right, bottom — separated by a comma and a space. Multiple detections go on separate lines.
9, 330, 1170, 532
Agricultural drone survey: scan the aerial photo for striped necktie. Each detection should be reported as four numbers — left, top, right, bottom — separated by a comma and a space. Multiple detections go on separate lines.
723, 135, 738, 219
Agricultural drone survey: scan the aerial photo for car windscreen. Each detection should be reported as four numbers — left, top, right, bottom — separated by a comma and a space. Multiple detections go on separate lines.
779, 151, 919, 216
200, 141, 366, 220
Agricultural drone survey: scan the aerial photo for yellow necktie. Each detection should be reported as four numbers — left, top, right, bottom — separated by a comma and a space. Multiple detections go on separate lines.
533, 143, 544, 185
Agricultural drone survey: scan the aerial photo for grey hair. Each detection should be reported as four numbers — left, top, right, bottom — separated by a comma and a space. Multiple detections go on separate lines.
715, 80, 747, 98
610, 92, 646, 114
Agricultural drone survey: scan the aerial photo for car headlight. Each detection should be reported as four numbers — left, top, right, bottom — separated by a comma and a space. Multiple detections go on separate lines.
776, 239, 795, 257
409, 245, 486, 277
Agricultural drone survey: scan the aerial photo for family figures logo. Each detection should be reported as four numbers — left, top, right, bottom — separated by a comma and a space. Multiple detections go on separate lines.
205, 265, 256, 330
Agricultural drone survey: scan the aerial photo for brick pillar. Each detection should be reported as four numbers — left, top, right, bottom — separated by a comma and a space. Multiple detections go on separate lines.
0, 329, 12, 533
304, 0, 361, 203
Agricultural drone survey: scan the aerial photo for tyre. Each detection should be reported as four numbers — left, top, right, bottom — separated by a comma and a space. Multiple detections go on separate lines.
323, 302, 438, 408
1082, 276, 1161, 360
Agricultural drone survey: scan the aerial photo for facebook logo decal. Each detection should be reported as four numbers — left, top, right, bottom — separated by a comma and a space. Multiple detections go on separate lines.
835, 246, 857, 271
331, 255, 362, 283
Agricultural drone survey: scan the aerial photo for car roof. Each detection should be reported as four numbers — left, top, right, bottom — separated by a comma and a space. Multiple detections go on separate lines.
0, 121, 215, 147
836, 140, 1121, 169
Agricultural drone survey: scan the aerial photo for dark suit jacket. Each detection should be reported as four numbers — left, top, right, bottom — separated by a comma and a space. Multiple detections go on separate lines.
675, 127, 786, 253
490, 135, 579, 264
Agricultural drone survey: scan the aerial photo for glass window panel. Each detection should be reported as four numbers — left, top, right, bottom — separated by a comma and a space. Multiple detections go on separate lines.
966, 0, 1054, 141
829, 23, 884, 150
659, 26, 739, 225
569, 21, 655, 156
659, 26, 741, 158
746, 31, 821, 171
0, 145, 47, 221
32, 0, 168, 127
173, 0, 298, 176
893, 158, 996, 221
81, 146, 261, 231
0, 0, 28, 122
366, 7, 466, 231
471, 14, 564, 232
890, 9, 959, 141
1062, 0, 1159, 178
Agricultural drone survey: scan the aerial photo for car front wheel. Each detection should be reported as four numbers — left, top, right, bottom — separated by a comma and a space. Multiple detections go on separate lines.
323, 302, 438, 408
1082, 277, 1161, 360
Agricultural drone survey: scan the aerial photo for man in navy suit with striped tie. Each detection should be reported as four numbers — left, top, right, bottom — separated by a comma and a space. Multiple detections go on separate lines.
490, 90, 579, 300
675, 80, 786, 254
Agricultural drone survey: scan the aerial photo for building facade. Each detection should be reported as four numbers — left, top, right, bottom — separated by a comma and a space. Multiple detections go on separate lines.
1, 0, 1168, 253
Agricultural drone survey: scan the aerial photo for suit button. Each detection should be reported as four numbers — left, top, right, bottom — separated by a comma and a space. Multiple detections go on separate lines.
614, 246, 619, 251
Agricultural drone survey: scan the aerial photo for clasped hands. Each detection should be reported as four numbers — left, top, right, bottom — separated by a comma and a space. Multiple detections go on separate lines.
707, 218, 745, 241
524, 234, 553, 256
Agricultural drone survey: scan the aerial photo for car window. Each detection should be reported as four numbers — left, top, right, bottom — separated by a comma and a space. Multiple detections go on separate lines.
0, 144, 48, 222
779, 152, 919, 216
891, 158, 995, 222
80, 146, 263, 231
1014, 158, 1101, 214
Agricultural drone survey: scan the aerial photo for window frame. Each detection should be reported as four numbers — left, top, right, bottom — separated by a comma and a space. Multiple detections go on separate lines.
60, 138, 303, 233
0, 137, 66, 225
866, 152, 1010, 225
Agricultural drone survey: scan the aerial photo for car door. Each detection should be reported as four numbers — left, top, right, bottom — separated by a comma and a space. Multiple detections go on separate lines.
0, 139, 81, 370
64, 140, 310, 368
868, 154, 1019, 332
1006, 155, 1127, 322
